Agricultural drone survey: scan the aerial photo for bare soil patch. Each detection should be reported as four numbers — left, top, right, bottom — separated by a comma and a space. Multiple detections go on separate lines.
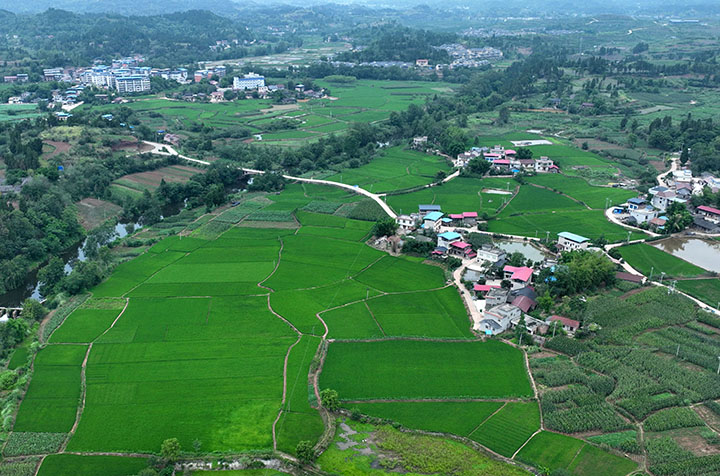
76, 198, 123, 230
675, 433, 720, 456
43, 140, 71, 159
118, 165, 203, 190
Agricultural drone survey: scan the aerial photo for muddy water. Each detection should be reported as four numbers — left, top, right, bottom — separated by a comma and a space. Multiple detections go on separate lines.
651, 237, 720, 273
496, 240, 549, 262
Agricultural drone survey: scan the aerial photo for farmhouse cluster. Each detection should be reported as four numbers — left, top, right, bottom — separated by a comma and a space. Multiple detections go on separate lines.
453, 144, 559, 174
616, 166, 720, 232
396, 203, 588, 340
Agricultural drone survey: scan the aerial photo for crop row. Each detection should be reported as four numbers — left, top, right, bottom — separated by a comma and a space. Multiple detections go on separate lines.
643, 407, 704, 432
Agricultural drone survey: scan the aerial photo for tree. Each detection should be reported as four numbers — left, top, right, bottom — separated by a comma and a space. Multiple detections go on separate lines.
537, 290, 554, 314
465, 157, 490, 176
435, 170, 447, 182
22, 299, 47, 321
515, 314, 530, 345
680, 146, 689, 165
296, 440, 316, 464
508, 251, 526, 267
38, 256, 65, 296
372, 219, 398, 237
665, 201, 692, 232
516, 148, 533, 160
160, 438, 181, 462
320, 388, 340, 411
497, 106, 510, 125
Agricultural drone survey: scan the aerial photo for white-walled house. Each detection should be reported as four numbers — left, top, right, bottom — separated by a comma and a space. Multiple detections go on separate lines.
557, 232, 590, 252
396, 215, 416, 233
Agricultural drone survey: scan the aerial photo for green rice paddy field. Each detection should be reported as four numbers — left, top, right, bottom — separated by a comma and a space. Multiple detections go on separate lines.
83, 80, 455, 146
618, 243, 707, 278
14, 181, 638, 475
326, 145, 451, 193
488, 185, 647, 242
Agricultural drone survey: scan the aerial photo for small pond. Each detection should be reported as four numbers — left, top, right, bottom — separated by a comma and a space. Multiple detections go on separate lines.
651, 237, 720, 273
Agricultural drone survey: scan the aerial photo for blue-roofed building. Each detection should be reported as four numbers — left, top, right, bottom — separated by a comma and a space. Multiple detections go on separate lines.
437, 231, 462, 248
419, 204, 442, 213
627, 197, 646, 210
557, 232, 590, 252
422, 211, 444, 232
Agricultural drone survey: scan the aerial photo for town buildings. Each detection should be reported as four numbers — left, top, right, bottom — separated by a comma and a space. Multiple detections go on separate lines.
233, 73, 266, 90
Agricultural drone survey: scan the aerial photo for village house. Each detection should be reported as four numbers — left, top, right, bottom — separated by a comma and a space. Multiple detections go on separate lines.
548, 315, 580, 334
534, 156, 557, 173
696, 205, 720, 224
627, 197, 646, 211
473, 284, 501, 298
511, 294, 537, 313
557, 232, 590, 252
629, 204, 657, 225
423, 211, 444, 232
412, 136, 428, 149
503, 266, 533, 289
437, 231, 462, 248
462, 211, 478, 226
485, 287, 509, 307
396, 215, 416, 233
419, 204, 442, 214
648, 216, 667, 232
476, 244, 506, 263
449, 241, 477, 259
481, 303, 522, 335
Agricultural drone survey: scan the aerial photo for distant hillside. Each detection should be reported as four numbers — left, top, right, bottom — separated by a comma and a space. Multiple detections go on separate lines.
0, 0, 246, 15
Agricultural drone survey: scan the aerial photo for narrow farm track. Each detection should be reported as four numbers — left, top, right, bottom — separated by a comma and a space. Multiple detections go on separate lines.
141, 141, 398, 218
468, 402, 508, 437
511, 428, 542, 460
342, 397, 525, 404
272, 333, 302, 451
62, 343, 93, 452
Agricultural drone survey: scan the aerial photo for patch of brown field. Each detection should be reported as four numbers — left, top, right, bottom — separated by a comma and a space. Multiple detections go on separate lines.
530, 351, 558, 359
76, 198, 123, 230
43, 140, 71, 158
120, 165, 204, 189
675, 433, 720, 456
694, 405, 720, 432
260, 104, 300, 113
649, 160, 669, 173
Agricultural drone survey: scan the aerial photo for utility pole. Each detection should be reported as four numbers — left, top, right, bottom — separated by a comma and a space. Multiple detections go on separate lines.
717, 356, 720, 375
649, 266, 654, 281
676, 344, 680, 357
627, 230, 631, 243
659, 272, 666, 284
546, 231, 550, 243
552, 321, 557, 338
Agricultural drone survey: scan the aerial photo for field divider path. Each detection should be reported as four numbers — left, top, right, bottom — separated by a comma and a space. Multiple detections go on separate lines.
344, 398, 522, 404
364, 301, 386, 336
511, 428, 542, 460
527, 182, 591, 210
62, 342, 93, 452
467, 402, 508, 437
272, 333, 302, 451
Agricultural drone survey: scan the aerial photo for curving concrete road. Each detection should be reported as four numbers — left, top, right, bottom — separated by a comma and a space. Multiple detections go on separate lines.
142, 141, 397, 218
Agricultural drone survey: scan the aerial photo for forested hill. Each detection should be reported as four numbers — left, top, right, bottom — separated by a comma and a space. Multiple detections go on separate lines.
0, 9, 261, 67
0, 0, 242, 15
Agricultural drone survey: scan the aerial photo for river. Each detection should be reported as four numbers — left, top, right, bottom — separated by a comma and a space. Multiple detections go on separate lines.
0, 222, 139, 307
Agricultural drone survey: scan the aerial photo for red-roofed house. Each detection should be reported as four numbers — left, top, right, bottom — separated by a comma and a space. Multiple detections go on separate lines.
511, 295, 537, 313
473, 284, 500, 297
449, 241, 476, 259
503, 266, 533, 289
462, 211, 478, 225
548, 315, 580, 333
449, 213, 464, 224
697, 205, 720, 224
